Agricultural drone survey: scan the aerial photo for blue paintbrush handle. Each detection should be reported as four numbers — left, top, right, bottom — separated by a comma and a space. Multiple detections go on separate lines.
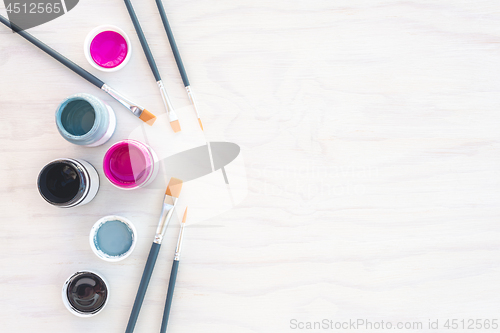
160, 260, 179, 333
154, 0, 190, 87
124, 0, 162, 82
125, 242, 161, 333
0, 14, 104, 88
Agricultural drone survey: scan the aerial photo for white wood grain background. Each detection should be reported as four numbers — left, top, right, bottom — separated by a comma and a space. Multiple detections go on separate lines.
1, 0, 500, 332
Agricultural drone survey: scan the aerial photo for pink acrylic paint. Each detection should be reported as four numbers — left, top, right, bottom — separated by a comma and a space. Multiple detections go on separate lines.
90, 31, 128, 69
103, 140, 158, 189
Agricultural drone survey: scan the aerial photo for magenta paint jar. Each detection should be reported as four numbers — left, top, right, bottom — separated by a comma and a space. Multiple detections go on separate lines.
103, 140, 158, 190
84, 25, 132, 72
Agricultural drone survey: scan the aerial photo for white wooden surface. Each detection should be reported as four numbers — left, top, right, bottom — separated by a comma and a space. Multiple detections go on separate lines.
1, 0, 500, 332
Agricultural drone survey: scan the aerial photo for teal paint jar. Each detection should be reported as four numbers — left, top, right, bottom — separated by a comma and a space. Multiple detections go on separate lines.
55, 93, 116, 147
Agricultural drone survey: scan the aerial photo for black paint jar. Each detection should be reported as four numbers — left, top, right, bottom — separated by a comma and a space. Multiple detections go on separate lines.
37, 158, 99, 208
62, 271, 109, 317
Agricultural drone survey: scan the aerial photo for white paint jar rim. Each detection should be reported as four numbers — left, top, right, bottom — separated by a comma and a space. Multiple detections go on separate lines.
83, 25, 132, 72
89, 215, 137, 262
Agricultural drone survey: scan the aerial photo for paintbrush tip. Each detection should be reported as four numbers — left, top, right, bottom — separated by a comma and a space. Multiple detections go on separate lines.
165, 178, 183, 198
139, 109, 156, 125
170, 120, 181, 133
198, 118, 204, 131
182, 207, 188, 223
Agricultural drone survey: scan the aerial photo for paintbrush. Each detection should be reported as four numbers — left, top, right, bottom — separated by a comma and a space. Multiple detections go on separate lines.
154, 0, 203, 130
160, 207, 187, 333
0, 14, 156, 125
125, 177, 183, 333
123, 0, 180, 132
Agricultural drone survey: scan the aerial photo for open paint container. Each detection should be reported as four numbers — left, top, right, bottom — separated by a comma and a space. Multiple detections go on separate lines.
103, 139, 159, 190
55, 93, 116, 147
84, 25, 131, 72
62, 270, 109, 317
90, 215, 137, 262
37, 158, 99, 208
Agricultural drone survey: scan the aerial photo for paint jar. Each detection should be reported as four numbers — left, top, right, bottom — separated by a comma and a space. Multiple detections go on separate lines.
90, 215, 137, 262
55, 93, 116, 147
37, 158, 99, 208
84, 25, 132, 72
62, 270, 109, 317
103, 140, 159, 190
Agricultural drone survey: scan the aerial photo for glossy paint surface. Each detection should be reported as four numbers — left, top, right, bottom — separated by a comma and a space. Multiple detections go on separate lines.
66, 272, 108, 314
60, 99, 95, 136
103, 140, 152, 189
90, 30, 128, 68
38, 162, 80, 204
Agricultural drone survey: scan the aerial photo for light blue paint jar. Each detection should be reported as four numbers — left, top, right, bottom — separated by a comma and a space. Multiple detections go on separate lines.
55, 93, 116, 147
89, 215, 137, 262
